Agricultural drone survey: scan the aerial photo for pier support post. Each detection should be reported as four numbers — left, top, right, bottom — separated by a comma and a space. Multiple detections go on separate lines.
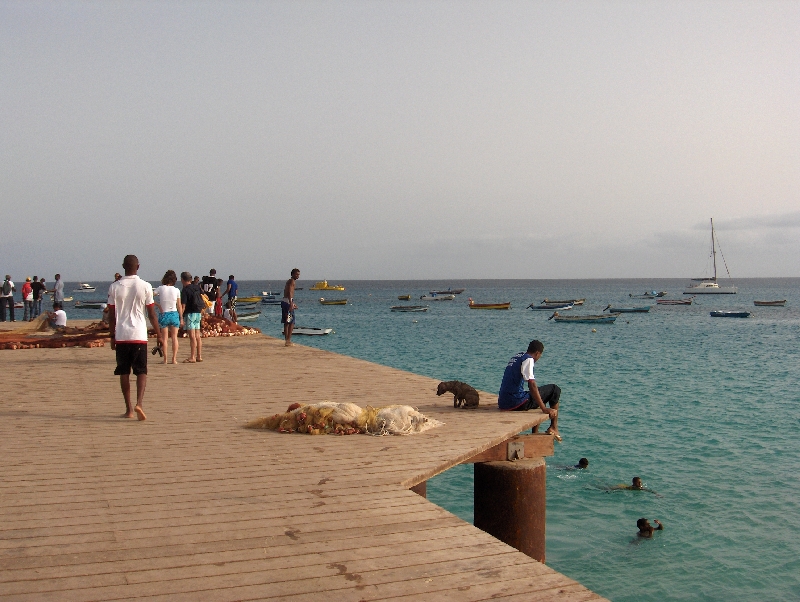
473, 458, 546, 563
410, 481, 426, 498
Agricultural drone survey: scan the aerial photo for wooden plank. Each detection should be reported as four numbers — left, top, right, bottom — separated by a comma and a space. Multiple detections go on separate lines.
463, 433, 555, 463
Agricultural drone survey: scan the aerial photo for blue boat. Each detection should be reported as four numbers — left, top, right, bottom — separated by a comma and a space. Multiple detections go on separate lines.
603, 305, 651, 313
710, 311, 751, 318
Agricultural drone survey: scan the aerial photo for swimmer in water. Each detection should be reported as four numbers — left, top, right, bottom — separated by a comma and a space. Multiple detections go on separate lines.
636, 518, 663, 538
604, 477, 660, 496
557, 457, 589, 471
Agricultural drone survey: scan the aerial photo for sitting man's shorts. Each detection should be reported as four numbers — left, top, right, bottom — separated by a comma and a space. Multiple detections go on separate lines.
184, 312, 201, 330
158, 310, 180, 328
511, 384, 561, 411
114, 343, 148, 376
281, 301, 294, 324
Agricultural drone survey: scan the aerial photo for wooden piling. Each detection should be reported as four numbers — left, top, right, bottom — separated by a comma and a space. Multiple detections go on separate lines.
474, 457, 547, 562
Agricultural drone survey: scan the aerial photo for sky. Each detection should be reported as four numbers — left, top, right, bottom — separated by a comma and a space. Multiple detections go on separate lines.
1, 0, 798, 281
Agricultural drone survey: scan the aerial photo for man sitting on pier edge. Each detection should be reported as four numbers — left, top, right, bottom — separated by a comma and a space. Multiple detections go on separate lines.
498, 339, 561, 441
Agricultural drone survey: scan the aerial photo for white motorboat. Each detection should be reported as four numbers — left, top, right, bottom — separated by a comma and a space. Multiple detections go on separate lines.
684, 219, 737, 294
292, 326, 333, 336
74, 283, 96, 293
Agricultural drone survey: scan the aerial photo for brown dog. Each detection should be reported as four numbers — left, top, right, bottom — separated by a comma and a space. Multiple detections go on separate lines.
437, 380, 480, 408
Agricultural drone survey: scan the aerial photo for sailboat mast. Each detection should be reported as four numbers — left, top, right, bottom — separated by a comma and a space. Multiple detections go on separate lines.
710, 218, 717, 281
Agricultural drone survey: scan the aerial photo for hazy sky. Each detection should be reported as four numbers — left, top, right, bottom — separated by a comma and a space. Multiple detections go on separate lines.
2, 1, 798, 281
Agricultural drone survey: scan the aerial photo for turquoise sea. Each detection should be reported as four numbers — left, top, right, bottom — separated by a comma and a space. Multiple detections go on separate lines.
68, 278, 800, 601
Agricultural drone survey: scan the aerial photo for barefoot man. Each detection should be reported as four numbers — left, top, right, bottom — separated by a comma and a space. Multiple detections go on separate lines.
107, 255, 162, 420
498, 339, 562, 440
281, 268, 300, 346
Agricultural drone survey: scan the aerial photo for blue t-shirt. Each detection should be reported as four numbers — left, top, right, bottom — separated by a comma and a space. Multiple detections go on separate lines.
498, 352, 535, 410
227, 279, 238, 299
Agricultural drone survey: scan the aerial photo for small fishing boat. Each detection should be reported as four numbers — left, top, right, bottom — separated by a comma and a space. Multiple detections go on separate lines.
629, 291, 667, 299
710, 311, 751, 318
236, 311, 261, 321
397, 294, 411, 301
235, 301, 259, 309
541, 298, 585, 306
310, 280, 345, 291
73, 283, 96, 293
549, 311, 618, 324
293, 326, 333, 336
603, 305, 651, 313
754, 300, 786, 307
468, 298, 511, 310
48, 295, 74, 302
74, 301, 107, 309
420, 294, 455, 301
261, 298, 281, 305
319, 298, 347, 305
237, 296, 262, 303
390, 305, 428, 312
657, 297, 694, 305
429, 288, 465, 295
528, 303, 573, 311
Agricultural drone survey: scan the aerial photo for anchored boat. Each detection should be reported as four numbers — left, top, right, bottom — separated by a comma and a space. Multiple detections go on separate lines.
754, 300, 786, 307
684, 218, 737, 294
657, 297, 694, 305
236, 311, 261, 321
74, 301, 107, 309
548, 311, 618, 324
319, 298, 347, 305
420, 294, 455, 301
710, 311, 751, 318
629, 291, 667, 299
390, 305, 428, 312
397, 294, 411, 301
468, 298, 511, 310
293, 326, 333, 335
542, 298, 585, 306
310, 280, 345, 291
73, 283, 96, 293
528, 303, 573, 311
429, 288, 465, 295
603, 305, 651, 313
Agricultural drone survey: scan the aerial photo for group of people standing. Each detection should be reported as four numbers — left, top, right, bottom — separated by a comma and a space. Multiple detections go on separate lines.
0, 274, 64, 322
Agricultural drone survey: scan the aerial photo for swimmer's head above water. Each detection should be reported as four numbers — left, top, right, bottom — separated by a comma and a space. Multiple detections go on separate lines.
576, 458, 589, 469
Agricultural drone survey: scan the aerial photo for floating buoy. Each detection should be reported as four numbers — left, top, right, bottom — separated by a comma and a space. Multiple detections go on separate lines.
591, 328, 597, 333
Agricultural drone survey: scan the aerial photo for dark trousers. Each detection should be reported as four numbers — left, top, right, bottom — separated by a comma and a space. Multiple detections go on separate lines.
0, 297, 14, 321
511, 383, 561, 411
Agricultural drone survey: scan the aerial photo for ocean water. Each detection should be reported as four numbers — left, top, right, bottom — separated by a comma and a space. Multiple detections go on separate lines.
68, 279, 800, 601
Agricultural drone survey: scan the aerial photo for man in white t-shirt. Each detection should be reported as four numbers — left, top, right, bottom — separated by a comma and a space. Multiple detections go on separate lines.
48, 302, 67, 330
107, 255, 162, 421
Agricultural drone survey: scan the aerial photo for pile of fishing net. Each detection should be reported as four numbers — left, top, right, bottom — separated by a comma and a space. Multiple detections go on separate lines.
179, 314, 260, 338
0, 316, 110, 350
245, 401, 444, 436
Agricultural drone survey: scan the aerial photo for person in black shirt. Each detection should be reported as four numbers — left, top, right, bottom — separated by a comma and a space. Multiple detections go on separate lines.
201, 269, 219, 315
30, 276, 45, 319
180, 271, 204, 362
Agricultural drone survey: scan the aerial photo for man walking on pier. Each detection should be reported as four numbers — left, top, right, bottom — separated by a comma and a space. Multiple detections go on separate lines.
282, 268, 300, 346
498, 340, 561, 441
107, 255, 162, 421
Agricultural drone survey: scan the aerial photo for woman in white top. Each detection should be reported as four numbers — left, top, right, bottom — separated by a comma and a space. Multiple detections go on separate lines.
154, 270, 183, 364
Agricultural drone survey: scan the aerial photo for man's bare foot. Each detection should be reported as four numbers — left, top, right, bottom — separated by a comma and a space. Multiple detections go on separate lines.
545, 428, 562, 442
183, 358, 196, 363
123, 412, 135, 419
196, 357, 203, 362
285, 341, 293, 347
134, 406, 147, 421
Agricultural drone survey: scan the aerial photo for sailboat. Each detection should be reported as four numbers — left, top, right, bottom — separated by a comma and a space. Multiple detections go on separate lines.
683, 219, 737, 295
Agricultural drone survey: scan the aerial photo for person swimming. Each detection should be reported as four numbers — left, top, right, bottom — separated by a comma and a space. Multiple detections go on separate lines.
636, 518, 663, 538
603, 476, 660, 496
556, 457, 589, 471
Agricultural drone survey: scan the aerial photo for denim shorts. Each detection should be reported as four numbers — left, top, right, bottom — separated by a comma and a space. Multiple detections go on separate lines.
158, 310, 180, 328
184, 312, 202, 331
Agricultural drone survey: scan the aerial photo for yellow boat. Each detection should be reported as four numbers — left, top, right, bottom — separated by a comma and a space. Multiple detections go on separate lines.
319, 297, 347, 305
468, 298, 511, 310
310, 280, 345, 291
236, 296, 262, 303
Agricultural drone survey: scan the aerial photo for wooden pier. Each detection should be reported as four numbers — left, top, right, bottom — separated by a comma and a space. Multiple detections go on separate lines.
0, 335, 607, 601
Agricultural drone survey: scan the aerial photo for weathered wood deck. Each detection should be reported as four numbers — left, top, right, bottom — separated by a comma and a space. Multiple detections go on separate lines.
0, 335, 607, 601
